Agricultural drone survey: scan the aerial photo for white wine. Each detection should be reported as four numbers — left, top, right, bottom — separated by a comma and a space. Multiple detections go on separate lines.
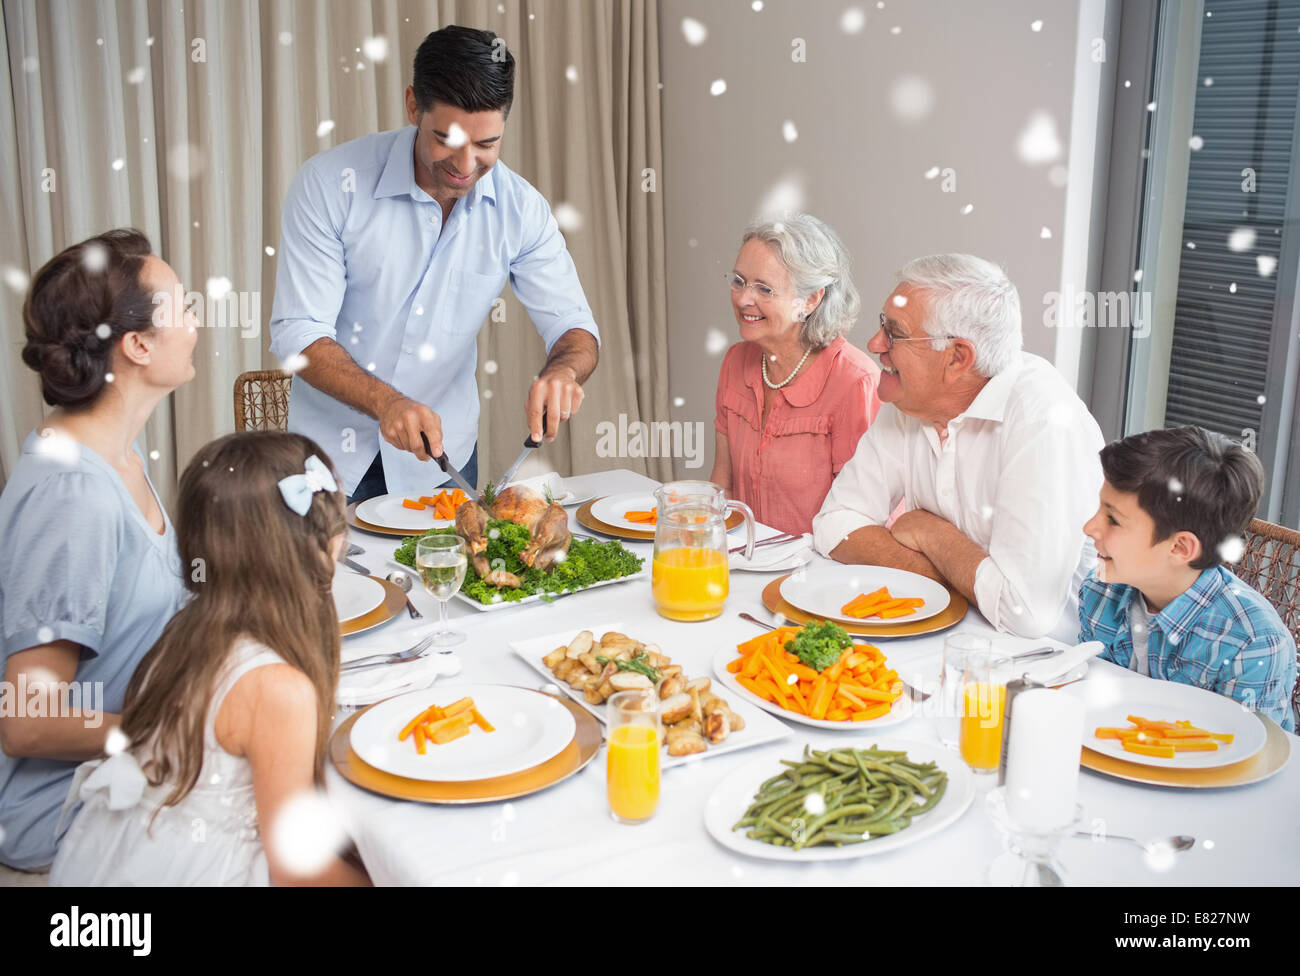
417, 549, 468, 600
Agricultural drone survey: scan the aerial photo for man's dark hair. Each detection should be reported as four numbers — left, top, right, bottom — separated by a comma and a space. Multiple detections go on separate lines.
412, 25, 515, 117
1099, 426, 1265, 570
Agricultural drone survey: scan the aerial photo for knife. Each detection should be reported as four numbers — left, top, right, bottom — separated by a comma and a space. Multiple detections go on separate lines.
494, 409, 547, 496
340, 556, 371, 576
422, 432, 477, 498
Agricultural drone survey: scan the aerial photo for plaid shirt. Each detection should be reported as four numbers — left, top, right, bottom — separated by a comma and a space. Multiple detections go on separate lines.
1079, 566, 1297, 733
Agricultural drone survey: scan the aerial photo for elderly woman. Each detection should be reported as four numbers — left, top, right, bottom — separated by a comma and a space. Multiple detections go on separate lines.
710, 213, 881, 536
0, 229, 195, 873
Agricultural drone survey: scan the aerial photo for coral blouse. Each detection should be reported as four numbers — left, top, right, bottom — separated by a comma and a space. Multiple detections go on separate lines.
714, 337, 882, 536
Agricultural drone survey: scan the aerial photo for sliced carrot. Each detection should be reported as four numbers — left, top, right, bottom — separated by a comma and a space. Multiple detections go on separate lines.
403, 498, 427, 510
413, 725, 428, 754
851, 702, 892, 721
1121, 740, 1175, 759
442, 697, 475, 717
878, 607, 917, 619
470, 708, 495, 733
431, 716, 472, 745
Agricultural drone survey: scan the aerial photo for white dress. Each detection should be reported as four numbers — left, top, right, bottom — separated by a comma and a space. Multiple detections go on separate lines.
49, 639, 284, 886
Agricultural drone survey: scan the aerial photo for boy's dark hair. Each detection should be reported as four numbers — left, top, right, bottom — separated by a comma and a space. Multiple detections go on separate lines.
1100, 426, 1265, 570
412, 25, 515, 117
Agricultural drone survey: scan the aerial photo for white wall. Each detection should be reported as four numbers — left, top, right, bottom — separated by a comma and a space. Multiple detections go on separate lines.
660, 0, 1092, 476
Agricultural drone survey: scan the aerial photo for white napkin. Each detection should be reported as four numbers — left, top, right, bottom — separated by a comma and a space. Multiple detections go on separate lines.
337, 626, 463, 708
990, 637, 1106, 684
730, 534, 814, 571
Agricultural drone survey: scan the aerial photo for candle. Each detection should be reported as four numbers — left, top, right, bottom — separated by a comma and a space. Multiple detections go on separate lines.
1004, 689, 1084, 830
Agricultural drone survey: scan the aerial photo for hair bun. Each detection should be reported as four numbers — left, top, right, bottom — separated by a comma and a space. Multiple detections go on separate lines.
21, 333, 108, 409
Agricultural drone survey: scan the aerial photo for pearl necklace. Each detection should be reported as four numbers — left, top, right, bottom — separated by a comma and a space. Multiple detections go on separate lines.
761, 347, 813, 390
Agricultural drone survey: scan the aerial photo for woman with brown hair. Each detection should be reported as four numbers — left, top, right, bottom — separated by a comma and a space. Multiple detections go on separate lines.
50, 431, 369, 885
0, 229, 196, 872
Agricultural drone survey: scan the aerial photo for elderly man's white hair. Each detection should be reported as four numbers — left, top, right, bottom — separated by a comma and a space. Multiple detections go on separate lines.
742, 213, 861, 349
896, 254, 1022, 377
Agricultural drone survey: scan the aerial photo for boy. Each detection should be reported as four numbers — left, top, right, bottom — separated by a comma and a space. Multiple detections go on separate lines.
1079, 426, 1296, 732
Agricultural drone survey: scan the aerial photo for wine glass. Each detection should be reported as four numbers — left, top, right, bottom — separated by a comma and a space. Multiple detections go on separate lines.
416, 534, 468, 647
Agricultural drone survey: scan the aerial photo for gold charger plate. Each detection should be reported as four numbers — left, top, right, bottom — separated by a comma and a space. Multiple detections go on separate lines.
576, 498, 743, 541
340, 576, 406, 637
1080, 713, 1291, 788
330, 690, 602, 803
761, 574, 969, 638
347, 501, 437, 538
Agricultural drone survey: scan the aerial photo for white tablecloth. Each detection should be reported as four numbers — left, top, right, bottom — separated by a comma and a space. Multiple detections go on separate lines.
327, 469, 1300, 885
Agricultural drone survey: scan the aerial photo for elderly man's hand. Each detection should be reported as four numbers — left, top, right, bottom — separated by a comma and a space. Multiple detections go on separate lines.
526, 366, 585, 443
889, 509, 935, 553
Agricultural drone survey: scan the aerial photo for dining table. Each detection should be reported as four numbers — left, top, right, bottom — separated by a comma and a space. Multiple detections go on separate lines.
326, 468, 1300, 885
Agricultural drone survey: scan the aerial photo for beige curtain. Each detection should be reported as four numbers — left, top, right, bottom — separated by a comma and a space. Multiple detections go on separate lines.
0, 0, 670, 501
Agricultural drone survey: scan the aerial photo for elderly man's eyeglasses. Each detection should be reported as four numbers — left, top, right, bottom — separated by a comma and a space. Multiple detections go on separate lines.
877, 312, 957, 351
726, 272, 788, 301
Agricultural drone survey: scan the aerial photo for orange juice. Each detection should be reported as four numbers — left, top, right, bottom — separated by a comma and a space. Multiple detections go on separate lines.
606, 724, 660, 822
960, 682, 1006, 771
651, 547, 729, 621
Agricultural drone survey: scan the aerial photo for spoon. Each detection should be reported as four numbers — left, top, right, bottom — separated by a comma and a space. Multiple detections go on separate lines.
1073, 831, 1195, 854
385, 570, 423, 620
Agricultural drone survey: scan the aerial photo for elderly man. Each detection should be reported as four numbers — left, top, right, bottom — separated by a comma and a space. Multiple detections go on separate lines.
812, 254, 1103, 640
270, 26, 599, 502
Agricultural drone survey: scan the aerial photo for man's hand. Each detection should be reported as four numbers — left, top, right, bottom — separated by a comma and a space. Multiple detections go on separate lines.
888, 509, 931, 552
525, 328, 599, 442
378, 393, 444, 461
526, 366, 584, 443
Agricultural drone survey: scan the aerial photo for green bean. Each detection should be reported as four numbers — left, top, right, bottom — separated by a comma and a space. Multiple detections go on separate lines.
732, 744, 950, 850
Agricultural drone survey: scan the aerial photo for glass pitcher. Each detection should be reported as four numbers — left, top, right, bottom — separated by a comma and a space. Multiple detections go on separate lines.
650, 481, 755, 621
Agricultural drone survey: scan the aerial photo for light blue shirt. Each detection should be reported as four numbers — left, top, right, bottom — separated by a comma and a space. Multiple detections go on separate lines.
0, 432, 187, 869
269, 125, 600, 494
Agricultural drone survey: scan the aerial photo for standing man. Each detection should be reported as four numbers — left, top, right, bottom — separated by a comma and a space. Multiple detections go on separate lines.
270, 25, 599, 501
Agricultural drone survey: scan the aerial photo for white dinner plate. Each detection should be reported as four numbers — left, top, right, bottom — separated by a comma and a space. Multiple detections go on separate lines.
704, 738, 974, 861
711, 645, 915, 730
332, 568, 386, 624
349, 684, 576, 782
779, 564, 951, 625
509, 623, 794, 768
1062, 671, 1268, 769
589, 492, 662, 531
504, 473, 589, 507
356, 493, 458, 532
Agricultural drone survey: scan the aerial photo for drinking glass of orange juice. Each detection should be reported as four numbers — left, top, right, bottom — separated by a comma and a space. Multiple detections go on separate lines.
606, 690, 661, 824
959, 650, 1013, 773
650, 481, 755, 622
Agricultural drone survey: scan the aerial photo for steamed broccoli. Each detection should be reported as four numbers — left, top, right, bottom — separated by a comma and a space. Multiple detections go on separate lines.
785, 621, 853, 672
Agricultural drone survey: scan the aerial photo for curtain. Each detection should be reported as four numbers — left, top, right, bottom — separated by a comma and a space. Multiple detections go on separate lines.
0, 0, 670, 500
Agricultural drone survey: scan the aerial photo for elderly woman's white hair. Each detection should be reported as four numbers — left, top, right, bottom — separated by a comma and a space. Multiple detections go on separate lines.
896, 254, 1023, 377
741, 213, 860, 349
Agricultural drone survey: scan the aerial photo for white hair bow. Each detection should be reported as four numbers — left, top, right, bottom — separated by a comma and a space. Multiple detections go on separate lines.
278, 455, 338, 516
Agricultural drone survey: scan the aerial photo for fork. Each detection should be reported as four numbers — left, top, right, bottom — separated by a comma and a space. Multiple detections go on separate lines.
340, 634, 436, 673
729, 533, 800, 554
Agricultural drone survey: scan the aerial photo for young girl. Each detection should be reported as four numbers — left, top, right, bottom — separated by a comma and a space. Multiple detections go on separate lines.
49, 431, 369, 885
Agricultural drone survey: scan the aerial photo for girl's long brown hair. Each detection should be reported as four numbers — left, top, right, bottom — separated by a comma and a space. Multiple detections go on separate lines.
122, 431, 345, 806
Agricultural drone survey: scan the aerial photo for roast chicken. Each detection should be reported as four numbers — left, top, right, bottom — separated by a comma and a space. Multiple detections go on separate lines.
452, 484, 572, 584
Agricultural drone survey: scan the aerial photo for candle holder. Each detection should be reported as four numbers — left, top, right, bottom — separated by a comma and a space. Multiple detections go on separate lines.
985, 786, 1083, 886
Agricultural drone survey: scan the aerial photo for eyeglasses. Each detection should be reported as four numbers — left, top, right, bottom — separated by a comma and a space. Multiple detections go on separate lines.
877, 312, 958, 351
726, 272, 789, 301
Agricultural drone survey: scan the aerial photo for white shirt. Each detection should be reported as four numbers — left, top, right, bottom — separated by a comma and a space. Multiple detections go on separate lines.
812, 352, 1103, 640
268, 127, 600, 495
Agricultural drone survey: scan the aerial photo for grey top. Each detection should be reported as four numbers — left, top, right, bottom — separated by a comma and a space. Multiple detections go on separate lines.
1128, 597, 1152, 678
0, 430, 186, 869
